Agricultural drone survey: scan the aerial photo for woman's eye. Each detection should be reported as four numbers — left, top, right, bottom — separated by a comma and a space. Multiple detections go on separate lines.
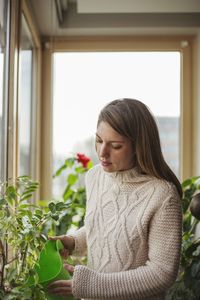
95, 139, 102, 144
111, 144, 122, 150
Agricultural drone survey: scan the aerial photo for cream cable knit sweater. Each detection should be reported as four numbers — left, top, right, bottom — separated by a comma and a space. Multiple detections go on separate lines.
71, 165, 182, 300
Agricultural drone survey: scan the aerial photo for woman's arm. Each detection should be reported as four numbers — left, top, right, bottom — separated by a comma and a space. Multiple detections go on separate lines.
72, 195, 182, 299
49, 226, 87, 257
70, 226, 87, 256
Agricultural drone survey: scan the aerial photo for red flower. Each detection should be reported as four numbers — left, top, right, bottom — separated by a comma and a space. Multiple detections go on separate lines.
76, 153, 90, 168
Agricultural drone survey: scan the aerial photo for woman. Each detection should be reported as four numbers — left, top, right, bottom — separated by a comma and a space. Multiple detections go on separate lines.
49, 98, 182, 300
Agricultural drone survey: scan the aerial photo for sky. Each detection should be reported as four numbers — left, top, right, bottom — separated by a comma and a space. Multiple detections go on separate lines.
1, 51, 181, 157
53, 51, 180, 156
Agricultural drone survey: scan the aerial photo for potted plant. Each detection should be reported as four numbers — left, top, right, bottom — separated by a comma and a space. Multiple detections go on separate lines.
0, 153, 92, 299
0, 176, 71, 299
167, 176, 200, 300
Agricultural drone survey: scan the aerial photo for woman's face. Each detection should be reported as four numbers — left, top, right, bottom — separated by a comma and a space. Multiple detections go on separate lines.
96, 121, 134, 172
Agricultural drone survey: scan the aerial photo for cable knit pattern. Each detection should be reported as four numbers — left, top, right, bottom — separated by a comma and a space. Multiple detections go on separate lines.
71, 164, 182, 300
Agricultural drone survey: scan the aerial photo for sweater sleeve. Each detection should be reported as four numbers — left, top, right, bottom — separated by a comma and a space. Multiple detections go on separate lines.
72, 194, 182, 299
70, 226, 87, 257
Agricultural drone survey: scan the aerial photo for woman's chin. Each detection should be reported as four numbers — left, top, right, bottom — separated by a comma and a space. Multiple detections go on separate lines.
101, 163, 114, 172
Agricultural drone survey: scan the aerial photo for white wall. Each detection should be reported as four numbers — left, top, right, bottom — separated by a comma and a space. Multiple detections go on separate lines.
78, 0, 200, 13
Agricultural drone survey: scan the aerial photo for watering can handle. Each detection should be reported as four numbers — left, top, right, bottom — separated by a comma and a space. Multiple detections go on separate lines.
56, 239, 65, 252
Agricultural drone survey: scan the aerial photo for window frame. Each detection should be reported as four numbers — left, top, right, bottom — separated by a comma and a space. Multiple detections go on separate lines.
6, 0, 41, 198
0, 0, 10, 182
20, 1, 42, 182
41, 35, 194, 198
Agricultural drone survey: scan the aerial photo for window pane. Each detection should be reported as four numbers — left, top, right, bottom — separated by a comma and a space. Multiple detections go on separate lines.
53, 52, 180, 197
18, 15, 33, 176
0, 0, 9, 181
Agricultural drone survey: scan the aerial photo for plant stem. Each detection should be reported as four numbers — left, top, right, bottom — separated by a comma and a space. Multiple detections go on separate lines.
7, 255, 18, 264
189, 218, 199, 235
0, 239, 6, 291
21, 244, 28, 274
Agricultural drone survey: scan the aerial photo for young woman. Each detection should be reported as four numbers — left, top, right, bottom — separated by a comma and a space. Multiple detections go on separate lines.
49, 98, 182, 300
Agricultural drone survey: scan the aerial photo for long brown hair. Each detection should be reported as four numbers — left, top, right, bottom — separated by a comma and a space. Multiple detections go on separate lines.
97, 98, 182, 197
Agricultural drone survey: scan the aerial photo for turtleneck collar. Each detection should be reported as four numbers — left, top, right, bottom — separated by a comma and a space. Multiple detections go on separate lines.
101, 165, 154, 183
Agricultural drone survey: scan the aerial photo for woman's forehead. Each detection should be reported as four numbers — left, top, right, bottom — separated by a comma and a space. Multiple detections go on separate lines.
96, 121, 127, 141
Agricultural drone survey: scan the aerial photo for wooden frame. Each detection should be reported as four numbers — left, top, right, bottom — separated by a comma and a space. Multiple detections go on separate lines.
22, 0, 42, 185
41, 46, 53, 200
7, 0, 20, 180
0, 0, 11, 182
192, 35, 200, 178
41, 35, 194, 198
7, 0, 42, 199
21, 0, 42, 199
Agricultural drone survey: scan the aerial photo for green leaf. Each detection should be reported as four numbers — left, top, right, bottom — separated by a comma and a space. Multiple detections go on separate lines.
65, 157, 75, 168
87, 160, 93, 169
193, 245, 200, 257
40, 234, 47, 242
51, 213, 59, 221
33, 214, 42, 221
191, 261, 200, 278
48, 202, 56, 213
21, 187, 38, 197
18, 209, 33, 218
193, 280, 200, 297
27, 182, 39, 188
0, 198, 6, 205
182, 176, 200, 189
75, 166, 86, 174
0, 210, 6, 218
17, 175, 30, 180
38, 199, 48, 207
55, 201, 69, 211
63, 186, 73, 201
53, 164, 67, 178
35, 209, 43, 216
184, 186, 196, 199
67, 174, 78, 186
182, 178, 192, 189
19, 204, 36, 209
20, 193, 33, 201
6, 186, 18, 205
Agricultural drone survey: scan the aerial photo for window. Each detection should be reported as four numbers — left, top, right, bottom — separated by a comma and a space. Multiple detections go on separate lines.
18, 15, 34, 176
0, 0, 9, 181
53, 51, 180, 197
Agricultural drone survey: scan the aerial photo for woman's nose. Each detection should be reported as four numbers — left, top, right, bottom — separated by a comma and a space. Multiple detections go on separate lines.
99, 143, 109, 159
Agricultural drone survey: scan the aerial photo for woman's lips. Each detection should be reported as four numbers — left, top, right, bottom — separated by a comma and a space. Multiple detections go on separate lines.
101, 161, 112, 167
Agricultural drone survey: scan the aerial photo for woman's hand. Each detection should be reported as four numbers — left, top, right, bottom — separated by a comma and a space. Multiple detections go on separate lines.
49, 235, 75, 258
48, 264, 74, 297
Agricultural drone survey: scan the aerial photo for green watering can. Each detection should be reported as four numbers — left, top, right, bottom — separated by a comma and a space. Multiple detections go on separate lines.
28, 239, 74, 300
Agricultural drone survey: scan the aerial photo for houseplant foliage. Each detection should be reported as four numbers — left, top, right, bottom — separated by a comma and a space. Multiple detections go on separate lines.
167, 176, 200, 300
0, 176, 70, 299
0, 153, 92, 299
52, 153, 93, 236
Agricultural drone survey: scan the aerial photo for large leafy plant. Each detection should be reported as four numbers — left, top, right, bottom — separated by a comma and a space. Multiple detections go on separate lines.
0, 153, 92, 299
0, 176, 69, 299
167, 176, 200, 300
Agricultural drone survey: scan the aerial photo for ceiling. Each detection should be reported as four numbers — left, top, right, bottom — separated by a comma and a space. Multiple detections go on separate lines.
29, 0, 200, 37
